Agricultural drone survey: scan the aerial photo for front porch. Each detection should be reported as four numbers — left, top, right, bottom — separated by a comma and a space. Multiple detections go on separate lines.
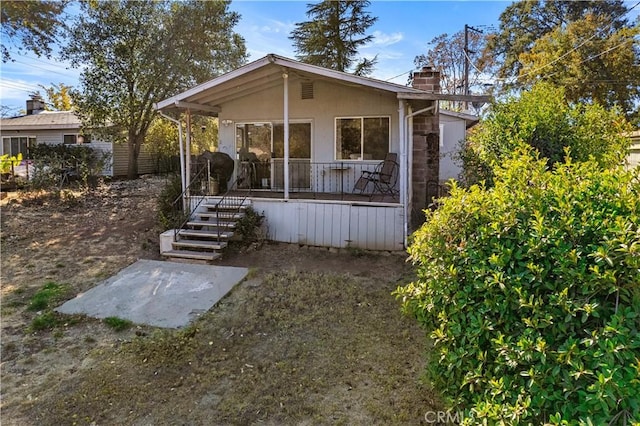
193, 159, 401, 204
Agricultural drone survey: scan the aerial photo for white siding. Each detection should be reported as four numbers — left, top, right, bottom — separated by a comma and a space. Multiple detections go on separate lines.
438, 115, 466, 183
252, 199, 404, 251
627, 133, 640, 170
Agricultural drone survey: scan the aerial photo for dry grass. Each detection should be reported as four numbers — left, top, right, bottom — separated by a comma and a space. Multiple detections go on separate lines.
1, 178, 441, 425
24, 270, 441, 425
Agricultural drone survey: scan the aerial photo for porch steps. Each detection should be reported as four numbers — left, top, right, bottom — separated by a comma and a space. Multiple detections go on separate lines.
161, 250, 222, 262
162, 196, 250, 263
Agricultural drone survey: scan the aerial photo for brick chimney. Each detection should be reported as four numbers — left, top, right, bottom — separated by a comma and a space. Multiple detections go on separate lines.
26, 94, 45, 115
410, 66, 441, 227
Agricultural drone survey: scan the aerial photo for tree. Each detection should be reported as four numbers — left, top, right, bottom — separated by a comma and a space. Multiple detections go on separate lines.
64, 0, 246, 178
518, 14, 640, 119
37, 83, 74, 111
289, 0, 378, 76
0, 0, 68, 62
458, 82, 631, 187
487, 0, 629, 80
414, 29, 494, 110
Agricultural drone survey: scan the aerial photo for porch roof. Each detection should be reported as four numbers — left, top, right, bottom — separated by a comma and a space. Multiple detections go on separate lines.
155, 54, 426, 116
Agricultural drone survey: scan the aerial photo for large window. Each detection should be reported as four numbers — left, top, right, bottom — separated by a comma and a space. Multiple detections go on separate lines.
1, 136, 35, 157
335, 116, 390, 161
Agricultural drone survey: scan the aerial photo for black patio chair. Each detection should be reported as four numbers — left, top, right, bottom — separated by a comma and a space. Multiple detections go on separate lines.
352, 152, 399, 200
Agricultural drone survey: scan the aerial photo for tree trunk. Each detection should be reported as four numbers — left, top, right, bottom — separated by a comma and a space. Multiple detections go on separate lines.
127, 133, 142, 179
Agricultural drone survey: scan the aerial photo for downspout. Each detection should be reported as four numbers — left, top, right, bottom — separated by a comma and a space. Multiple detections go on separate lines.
157, 110, 186, 210
403, 102, 438, 247
283, 70, 290, 200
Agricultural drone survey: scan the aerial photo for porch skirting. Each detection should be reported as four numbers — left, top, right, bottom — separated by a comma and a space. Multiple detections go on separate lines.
189, 197, 405, 251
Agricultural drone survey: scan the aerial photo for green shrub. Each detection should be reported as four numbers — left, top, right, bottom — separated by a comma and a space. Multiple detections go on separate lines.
156, 173, 187, 230
458, 82, 631, 187
396, 152, 640, 424
30, 144, 110, 189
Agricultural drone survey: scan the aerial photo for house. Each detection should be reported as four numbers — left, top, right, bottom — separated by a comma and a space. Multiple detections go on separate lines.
627, 130, 640, 170
0, 96, 158, 177
156, 54, 489, 254
438, 110, 479, 183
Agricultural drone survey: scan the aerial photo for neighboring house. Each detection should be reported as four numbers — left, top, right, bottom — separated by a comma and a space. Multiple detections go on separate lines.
156, 54, 489, 251
439, 110, 479, 183
627, 130, 640, 170
0, 97, 158, 177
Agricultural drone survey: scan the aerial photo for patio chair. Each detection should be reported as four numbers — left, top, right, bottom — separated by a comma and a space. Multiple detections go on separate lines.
353, 152, 399, 200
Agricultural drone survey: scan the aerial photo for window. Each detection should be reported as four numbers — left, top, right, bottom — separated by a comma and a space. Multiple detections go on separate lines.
63, 134, 77, 144
335, 116, 389, 161
1, 136, 35, 157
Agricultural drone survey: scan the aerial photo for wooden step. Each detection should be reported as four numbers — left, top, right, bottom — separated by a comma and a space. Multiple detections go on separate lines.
201, 203, 248, 211
187, 220, 236, 228
196, 212, 244, 220
173, 239, 228, 250
161, 250, 221, 261
177, 229, 234, 239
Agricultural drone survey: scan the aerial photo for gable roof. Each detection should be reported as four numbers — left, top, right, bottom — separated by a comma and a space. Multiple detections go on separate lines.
156, 54, 424, 115
0, 111, 81, 131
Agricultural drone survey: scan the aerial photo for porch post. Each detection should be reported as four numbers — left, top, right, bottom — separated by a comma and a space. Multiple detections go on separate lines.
185, 109, 192, 196
398, 100, 408, 247
283, 71, 290, 200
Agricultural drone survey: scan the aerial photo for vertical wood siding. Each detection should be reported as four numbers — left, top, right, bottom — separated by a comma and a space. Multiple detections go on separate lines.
112, 143, 158, 176
251, 199, 404, 251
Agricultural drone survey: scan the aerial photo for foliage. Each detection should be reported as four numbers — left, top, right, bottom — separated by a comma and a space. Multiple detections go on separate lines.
0, 0, 68, 62
289, 0, 378, 76
233, 206, 265, 247
37, 83, 74, 111
459, 82, 631, 186
518, 13, 640, 119
487, 0, 630, 81
0, 152, 22, 175
396, 152, 640, 424
103, 317, 133, 332
30, 143, 110, 190
156, 174, 186, 231
64, 0, 246, 178
414, 29, 494, 110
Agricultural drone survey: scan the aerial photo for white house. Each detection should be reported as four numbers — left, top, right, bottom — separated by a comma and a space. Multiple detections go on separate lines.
0, 97, 158, 177
156, 54, 489, 254
439, 110, 479, 183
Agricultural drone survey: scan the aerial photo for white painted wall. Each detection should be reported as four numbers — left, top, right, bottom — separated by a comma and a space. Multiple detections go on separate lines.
251, 198, 404, 251
217, 77, 401, 164
439, 114, 467, 183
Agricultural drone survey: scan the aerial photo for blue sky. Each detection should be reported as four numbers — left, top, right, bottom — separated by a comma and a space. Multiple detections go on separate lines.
1, 0, 638, 114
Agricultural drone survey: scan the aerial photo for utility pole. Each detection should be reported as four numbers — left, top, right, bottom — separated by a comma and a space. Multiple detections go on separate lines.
464, 24, 483, 111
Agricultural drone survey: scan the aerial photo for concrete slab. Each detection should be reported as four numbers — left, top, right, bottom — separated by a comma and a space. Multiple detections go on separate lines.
56, 259, 248, 328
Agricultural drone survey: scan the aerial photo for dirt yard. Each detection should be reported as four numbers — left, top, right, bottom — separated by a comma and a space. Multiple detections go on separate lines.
1, 177, 441, 425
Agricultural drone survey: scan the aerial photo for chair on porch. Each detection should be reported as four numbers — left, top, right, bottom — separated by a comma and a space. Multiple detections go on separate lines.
352, 152, 399, 201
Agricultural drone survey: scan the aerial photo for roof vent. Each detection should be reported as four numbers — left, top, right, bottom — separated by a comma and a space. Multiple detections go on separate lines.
301, 82, 314, 100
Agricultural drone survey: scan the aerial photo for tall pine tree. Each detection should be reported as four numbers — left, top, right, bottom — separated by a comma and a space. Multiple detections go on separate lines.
289, 0, 377, 76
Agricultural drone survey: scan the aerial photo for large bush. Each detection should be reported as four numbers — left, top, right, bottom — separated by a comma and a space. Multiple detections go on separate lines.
396, 152, 640, 424
30, 143, 110, 189
458, 82, 631, 187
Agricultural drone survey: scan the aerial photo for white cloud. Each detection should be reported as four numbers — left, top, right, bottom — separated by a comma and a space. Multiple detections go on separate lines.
370, 31, 404, 47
